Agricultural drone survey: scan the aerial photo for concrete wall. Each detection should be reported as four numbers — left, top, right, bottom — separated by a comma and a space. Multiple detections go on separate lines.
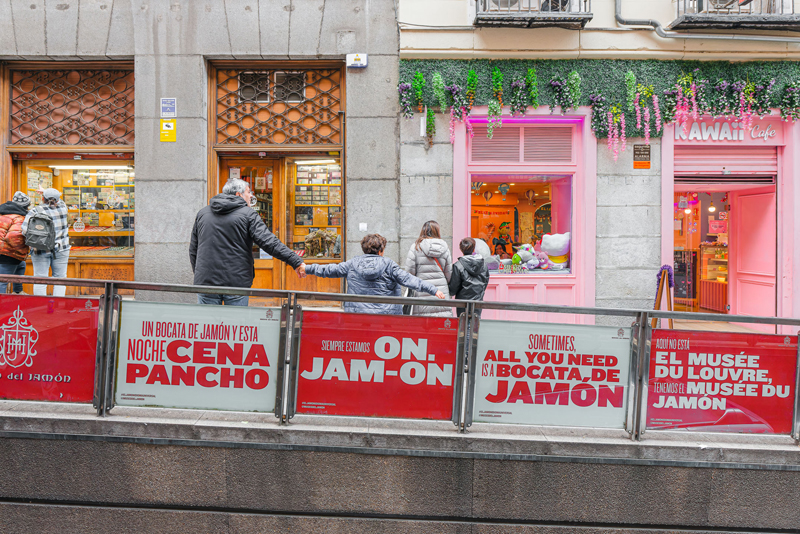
595, 138, 662, 325
0, 0, 400, 300
399, 0, 800, 60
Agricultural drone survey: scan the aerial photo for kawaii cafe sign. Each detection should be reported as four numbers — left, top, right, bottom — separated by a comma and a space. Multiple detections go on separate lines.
675, 118, 781, 144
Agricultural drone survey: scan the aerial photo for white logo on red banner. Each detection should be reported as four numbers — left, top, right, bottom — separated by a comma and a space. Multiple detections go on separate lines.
0, 307, 39, 368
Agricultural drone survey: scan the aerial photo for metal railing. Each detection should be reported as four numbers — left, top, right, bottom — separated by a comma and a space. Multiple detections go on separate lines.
2, 274, 800, 443
477, 0, 592, 15
678, 0, 795, 16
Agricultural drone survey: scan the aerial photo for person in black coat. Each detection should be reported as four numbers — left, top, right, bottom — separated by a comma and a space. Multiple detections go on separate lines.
190, 178, 306, 306
448, 237, 490, 317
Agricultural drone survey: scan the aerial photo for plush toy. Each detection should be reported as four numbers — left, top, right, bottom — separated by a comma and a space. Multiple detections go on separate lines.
540, 232, 570, 270
474, 238, 492, 259
526, 257, 541, 270
497, 222, 512, 244
512, 243, 535, 265
485, 255, 501, 271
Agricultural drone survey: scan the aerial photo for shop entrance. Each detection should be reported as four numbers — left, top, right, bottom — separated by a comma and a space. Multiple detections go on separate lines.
673, 179, 777, 330
215, 154, 344, 304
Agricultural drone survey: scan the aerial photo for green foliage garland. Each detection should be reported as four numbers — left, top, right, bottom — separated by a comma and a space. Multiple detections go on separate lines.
625, 71, 637, 113
426, 107, 436, 140
491, 67, 504, 107
510, 78, 528, 116
781, 81, 800, 122
487, 100, 502, 139
400, 58, 800, 138
412, 71, 426, 113
567, 71, 582, 109
526, 68, 539, 109
432, 72, 448, 112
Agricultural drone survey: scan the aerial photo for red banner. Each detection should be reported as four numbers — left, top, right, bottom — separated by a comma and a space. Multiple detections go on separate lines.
647, 330, 798, 434
0, 295, 99, 403
296, 311, 460, 419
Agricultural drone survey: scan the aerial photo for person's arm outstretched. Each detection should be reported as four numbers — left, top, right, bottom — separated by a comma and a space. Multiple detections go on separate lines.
390, 263, 444, 299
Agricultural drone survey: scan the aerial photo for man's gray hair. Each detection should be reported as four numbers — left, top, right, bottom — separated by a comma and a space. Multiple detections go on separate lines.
222, 178, 249, 196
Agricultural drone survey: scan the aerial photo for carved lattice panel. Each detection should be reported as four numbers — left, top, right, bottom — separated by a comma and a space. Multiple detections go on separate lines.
216, 68, 342, 145
9, 69, 134, 146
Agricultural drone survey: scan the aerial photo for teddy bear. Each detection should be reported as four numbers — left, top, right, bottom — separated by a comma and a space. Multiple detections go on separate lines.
540, 232, 570, 270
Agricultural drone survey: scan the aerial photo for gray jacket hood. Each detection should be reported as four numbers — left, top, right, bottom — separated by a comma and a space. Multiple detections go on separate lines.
460, 254, 486, 277
418, 238, 449, 258
210, 194, 247, 215
351, 254, 388, 281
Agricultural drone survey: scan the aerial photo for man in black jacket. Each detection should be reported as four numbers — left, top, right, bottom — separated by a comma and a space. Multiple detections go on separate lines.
190, 178, 306, 305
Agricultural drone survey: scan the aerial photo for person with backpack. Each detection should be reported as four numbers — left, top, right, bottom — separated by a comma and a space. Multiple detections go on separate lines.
448, 237, 490, 318
403, 220, 453, 317
22, 188, 70, 296
0, 192, 32, 294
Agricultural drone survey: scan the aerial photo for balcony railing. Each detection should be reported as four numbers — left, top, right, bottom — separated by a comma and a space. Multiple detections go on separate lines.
671, 0, 800, 31
475, 0, 593, 29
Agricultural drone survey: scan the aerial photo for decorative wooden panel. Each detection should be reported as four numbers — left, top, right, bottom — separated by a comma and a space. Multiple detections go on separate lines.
10, 69, 134, 146
215, 68, 342, 145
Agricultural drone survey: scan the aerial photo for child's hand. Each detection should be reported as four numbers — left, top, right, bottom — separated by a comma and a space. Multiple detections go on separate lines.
435, 290, 445, 299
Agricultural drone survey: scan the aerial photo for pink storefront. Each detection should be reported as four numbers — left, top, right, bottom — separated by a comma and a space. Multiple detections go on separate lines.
662, 116, 800, 332
452, 108, 597, 322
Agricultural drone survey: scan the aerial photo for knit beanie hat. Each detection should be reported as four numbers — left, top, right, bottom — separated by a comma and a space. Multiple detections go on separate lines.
42, 188, 61, 201
12, 191, 30, 208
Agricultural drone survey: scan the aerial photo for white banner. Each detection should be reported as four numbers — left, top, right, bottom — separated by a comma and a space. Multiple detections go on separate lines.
473, 320, 632, 428
115, 302, 281, 412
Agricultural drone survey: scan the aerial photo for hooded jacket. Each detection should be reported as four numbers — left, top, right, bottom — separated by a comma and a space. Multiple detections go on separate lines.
306, 254, 438, 315
448, 254, 490, 304
0, 201, 30, 263
404, 238, 453, 317
190, 194, 303, 288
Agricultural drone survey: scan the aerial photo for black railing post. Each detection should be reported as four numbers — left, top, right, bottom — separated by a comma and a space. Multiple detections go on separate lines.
100, 282, 118, 417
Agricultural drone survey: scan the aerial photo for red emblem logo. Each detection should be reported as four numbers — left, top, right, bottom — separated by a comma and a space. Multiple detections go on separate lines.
0, 306, 39, 368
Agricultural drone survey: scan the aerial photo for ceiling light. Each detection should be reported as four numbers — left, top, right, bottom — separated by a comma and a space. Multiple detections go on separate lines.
708, 201, 716, 213
509, 183, 516, 185
685, 208, 692, 214
296, 159, 337, 165
49, 165, 132, 170
544, 190, 549, 193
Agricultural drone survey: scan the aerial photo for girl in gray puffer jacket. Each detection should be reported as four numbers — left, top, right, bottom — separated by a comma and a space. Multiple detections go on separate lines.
404, 220, 453, 317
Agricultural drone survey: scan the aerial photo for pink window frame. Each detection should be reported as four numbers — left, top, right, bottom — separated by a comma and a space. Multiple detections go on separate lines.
660, 117, 800, 331
452, 107, 597, 323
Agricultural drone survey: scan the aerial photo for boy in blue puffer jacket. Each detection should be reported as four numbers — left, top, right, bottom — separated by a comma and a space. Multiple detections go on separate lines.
305, 234, 445, 315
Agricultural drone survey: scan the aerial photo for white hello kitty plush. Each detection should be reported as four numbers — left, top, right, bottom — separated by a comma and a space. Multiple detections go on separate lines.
540, 232, 571, 270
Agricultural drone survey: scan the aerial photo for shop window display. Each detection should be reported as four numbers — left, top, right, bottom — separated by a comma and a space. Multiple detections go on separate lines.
17, 161, 134, 258
289, 160, 343, 259
470, 176, 571, 275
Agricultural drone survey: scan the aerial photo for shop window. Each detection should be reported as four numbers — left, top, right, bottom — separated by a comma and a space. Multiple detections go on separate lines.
17, 160, 135, 258
274, 72, 306, 103
471, 176, 571, 275
288, 159, 343, 259
238, 72, 271, 103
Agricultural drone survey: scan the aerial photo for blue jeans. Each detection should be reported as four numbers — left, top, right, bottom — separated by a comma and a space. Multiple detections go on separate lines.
0, 260, 26, 294
31, 249, 70, 297
197, 293, 249, 306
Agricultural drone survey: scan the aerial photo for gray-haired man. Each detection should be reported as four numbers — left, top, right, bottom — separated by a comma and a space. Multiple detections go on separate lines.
190, 178, 306, 306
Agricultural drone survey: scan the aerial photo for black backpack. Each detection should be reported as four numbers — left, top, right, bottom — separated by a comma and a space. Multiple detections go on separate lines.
24, 209, 56, 252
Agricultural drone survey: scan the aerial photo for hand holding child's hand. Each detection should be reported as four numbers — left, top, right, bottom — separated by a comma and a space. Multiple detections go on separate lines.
435, 290, 445, 299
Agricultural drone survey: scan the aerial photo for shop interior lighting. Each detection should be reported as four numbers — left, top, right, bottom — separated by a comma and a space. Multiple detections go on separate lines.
685, 207, 692, 214
295, 159, 337, 165
708, 201, 716, 213
49, 165, 132, 170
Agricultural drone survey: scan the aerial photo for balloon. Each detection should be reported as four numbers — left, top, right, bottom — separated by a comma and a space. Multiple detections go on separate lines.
472, 182, 484, 196
483, 191, 493, 202
498, 183, 510, 195
525, 190, 536, 205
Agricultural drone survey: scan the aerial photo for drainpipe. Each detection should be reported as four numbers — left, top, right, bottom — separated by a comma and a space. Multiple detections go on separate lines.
615, 0, 800, 43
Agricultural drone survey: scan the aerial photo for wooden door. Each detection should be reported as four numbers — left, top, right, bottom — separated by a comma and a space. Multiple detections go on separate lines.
218, 158, 282, 294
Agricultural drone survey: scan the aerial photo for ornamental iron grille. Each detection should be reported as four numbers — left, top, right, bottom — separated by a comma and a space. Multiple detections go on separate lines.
216, 68, 342, 145
9, 69, 134, 146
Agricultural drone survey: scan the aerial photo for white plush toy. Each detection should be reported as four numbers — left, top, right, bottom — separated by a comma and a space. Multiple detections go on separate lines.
540, 232, 571, 270
474, 238, 492, 259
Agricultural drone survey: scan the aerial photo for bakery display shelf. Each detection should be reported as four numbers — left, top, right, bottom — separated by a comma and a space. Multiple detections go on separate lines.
69, 246, 134, 257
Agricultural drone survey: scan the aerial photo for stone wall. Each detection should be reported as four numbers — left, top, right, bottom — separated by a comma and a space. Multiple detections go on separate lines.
0, 0, 400, 301
595, 139, 662, 325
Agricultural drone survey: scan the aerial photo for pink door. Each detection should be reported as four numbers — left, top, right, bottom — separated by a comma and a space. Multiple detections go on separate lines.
729, 188, 777, 330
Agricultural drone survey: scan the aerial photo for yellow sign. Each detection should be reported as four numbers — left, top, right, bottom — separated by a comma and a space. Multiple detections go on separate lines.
160, 119, 176, 142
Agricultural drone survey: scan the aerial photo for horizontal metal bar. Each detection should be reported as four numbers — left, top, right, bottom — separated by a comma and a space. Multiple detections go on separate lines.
649, 309, 800, 327
0, 274, 107, 288
1, 430, 799, 472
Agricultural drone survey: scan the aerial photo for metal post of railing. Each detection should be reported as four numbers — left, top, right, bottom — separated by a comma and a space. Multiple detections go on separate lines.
279, 293, 298, 425
451, 310, 467, 428
274, 298, 290, 420
624, 313, 640, 437
793, 334, 800, 442
631, 311, 649, 440
464, 304, 481, 431
100, 282, 118, 417
638, 317, 654, 438
456, 303, 474, 433
93, 282, 112, 416
287, 300, 303, 421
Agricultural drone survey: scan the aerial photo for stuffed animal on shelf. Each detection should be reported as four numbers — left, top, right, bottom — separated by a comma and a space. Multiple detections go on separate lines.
540, 232, 571, 270
474, 238, 492, 259
512, 243, 535, 265
497, 222, 512, 244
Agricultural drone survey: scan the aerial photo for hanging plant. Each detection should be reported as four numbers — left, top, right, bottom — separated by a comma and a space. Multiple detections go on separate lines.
589, 93, 608, 136
752, 78, 777, 117
653, 93, 662, 133
466, 69, 478, 114
710, 80, 733, 118
780, 81, 800, 122
550, 76, 572, 113
661, 87, 679, 125
446, 84, 468, 144
426, 107, 436, 143
432, 72, 448, 112
567, 71, 581, 109
412, 72, 426, 113
397, 83, 414, 119
487, 100, 502, 139
492, 67, 504, 107
526, 67, 539, 109
510, 78, 528, 116
607, 104, 627, 162
637, 84, 654, 143
634, 92, 641, 129
625, 71, 637, 113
